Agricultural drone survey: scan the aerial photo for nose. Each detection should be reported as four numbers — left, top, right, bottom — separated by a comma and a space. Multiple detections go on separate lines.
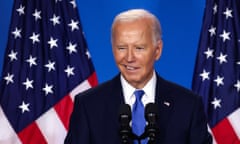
126, 48, 135, 62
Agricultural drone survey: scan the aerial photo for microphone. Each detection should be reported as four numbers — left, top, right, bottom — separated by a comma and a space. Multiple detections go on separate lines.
144, 103, 159, 144
119, 104, 132, 144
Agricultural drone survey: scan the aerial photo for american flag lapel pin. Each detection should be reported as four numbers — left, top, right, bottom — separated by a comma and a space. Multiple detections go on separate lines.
163, 101, 170, 107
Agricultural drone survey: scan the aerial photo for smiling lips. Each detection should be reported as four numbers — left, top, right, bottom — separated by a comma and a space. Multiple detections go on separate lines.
125, 65, 139, 71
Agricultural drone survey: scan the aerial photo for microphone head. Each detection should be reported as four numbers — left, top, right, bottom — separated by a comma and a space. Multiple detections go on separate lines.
144, 103, 159, 142
118, 104, 134, 143
119, 104, 131, 124
145, 103, 159, 122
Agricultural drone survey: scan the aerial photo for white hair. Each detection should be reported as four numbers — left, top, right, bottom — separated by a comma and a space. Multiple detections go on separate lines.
111, 9, 162, 46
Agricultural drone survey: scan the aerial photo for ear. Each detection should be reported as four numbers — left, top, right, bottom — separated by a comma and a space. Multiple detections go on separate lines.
155, 40, 163, 60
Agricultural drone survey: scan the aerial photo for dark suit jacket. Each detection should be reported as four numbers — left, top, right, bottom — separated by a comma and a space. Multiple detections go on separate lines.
65, 74, 212, 144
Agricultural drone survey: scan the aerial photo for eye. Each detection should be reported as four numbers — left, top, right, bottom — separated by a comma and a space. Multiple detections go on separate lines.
117, 47, 127, 51
136, 46, 144, 50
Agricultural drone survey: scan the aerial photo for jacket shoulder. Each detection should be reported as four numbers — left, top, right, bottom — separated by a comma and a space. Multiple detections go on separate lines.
74, 75, 121, 102
157, 75, 201, 102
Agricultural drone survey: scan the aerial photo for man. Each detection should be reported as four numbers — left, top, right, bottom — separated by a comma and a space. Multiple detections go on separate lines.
65, 9, 212, 144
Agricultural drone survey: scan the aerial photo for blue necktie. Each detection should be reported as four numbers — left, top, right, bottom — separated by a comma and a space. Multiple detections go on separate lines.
132, 90, 147, 144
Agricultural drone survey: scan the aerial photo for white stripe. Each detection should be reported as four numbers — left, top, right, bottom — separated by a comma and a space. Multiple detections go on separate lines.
70, 79, 91, 100
0, 106, 22, 144
212, 136, 217, 144
36, 108, 67, 144
228, 108, 240, 139
208, 124, 217, 144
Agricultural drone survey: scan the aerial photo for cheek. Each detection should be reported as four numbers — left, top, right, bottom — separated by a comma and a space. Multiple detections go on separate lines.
144, 56, 156, 68
113, 52, 123, 63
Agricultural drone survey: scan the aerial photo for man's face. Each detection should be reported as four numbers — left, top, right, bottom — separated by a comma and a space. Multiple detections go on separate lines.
112, 19, 162, 88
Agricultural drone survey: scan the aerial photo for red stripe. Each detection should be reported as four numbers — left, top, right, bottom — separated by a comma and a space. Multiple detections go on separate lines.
212, 118, 240, 144
54, 95, 74, 130
54, 72, 98, 130
88, 72, 98, 87
18, 122, 47, 144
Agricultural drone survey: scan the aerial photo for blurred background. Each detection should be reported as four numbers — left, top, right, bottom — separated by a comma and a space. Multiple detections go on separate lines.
0, 0, 205, 89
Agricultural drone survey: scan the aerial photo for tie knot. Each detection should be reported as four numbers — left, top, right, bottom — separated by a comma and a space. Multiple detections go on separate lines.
134, 90, 144, 101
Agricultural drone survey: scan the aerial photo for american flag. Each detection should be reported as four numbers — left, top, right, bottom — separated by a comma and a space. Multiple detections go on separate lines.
192, 0, 240, 143
0, 0, 98, 143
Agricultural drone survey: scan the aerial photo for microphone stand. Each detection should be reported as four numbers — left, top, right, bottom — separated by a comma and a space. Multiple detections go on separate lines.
137, 139, 141, 144
120, 125, 158, 144
120, 127, 133, 144
133, 134, 144, 144
119, 103, 159, 144
120, 132, 143, 144
145, 124, 158, 144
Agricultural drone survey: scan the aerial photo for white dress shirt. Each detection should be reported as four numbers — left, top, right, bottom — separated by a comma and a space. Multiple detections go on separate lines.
120, 71, 156, 110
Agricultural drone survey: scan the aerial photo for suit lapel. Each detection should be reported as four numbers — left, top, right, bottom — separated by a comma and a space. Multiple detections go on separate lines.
155, 75, 174, 139
105, 74, 125, 124
108, 74, 125, 106
99, 74, 125, 144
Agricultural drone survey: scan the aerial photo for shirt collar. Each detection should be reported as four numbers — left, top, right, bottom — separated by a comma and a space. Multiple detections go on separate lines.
121, 71, 157, 104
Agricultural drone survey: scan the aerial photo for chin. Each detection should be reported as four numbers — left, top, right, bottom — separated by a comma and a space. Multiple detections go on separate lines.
125, 77, 142, 85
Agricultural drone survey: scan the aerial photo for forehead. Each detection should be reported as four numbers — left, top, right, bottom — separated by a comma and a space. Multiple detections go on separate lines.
114, 19, 152, 35
115, 17, 151, 27
112, 21, 154, 46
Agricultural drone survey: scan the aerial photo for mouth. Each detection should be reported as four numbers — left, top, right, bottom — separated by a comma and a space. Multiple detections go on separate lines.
124, 65, 139, 71
126, 65, 135, 70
